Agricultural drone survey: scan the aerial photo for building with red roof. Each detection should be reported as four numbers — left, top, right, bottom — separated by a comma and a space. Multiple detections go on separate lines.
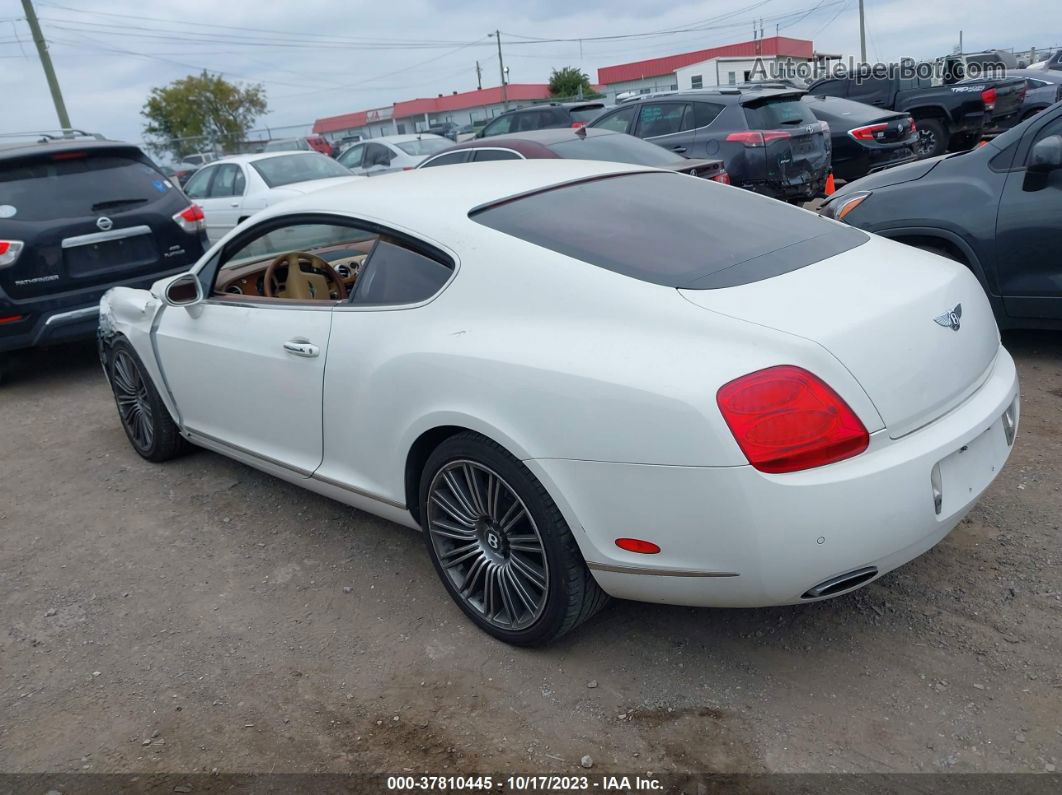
597, 36, 830, 99
313, 84, 554, 141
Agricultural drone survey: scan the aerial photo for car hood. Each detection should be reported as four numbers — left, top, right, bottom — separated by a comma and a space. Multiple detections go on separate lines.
838, 155, 947, 192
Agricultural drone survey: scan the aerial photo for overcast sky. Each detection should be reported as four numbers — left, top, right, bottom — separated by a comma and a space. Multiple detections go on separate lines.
2, 0, 1058, 149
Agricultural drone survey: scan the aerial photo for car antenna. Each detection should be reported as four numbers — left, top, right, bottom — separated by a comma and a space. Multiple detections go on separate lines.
575, 125, 587, 138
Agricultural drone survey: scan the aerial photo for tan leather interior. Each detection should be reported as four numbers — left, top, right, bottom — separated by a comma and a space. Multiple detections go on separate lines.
213, 240, 374, 300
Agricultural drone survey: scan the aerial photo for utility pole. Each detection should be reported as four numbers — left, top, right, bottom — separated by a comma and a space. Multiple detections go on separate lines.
475, 60, 482, 91
958, 30, 963, 55
858, 0, 867, 63
21, 0, 71, 130
490, 30, 509, 110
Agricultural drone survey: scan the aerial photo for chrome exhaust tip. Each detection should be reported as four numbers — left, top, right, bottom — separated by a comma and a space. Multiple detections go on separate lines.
801, 566, 878, 599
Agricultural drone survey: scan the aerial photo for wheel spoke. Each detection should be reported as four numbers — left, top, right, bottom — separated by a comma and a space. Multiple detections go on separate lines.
429, 521, 476, 541
497, 567, 519, 626
443, 470, 480, 521
441, 543, 482, 570
430, 491, 476, 528
504, 565, 537, 613
510, 553, 547, 591
460, 556, 488, 597
462, 463, 487, 516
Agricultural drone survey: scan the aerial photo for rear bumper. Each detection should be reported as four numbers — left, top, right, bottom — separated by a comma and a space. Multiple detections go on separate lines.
527, 347, 1018, 608
833, 146, 917, 183
0, 265, 187, 354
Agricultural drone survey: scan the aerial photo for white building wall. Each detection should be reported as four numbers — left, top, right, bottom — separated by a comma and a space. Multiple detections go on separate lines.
674, 56, 808, 89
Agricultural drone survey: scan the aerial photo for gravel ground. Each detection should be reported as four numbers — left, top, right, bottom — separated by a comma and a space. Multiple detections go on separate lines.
0, 333, 1059, 777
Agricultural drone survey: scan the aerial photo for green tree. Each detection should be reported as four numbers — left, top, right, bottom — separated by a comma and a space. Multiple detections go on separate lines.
548, 66, 602, 99
141, 71, 267, 160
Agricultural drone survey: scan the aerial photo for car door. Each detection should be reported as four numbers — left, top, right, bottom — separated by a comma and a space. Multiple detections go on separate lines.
994, 111, 1062, 320
317, 233, 457, 502
153, 216, 361, 474
204, 164, 246, 241
182, 164, 217, 230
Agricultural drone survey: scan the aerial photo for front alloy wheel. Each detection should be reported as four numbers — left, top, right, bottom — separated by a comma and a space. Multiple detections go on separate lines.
106, 340, 188, 462
427, 460, 549, 631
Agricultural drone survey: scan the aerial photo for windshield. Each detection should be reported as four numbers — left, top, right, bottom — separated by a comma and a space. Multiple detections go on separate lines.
471, 172, 866, 289
547, 134, 681, 166
744, 96, 817, 129
396, 139, 452, 156
0, 151, 173, 222
251, 153, 352, 187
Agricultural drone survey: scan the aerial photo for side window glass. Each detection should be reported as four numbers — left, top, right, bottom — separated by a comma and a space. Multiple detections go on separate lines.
339, 144, 365, 168
214, 221, 380, 301
692, 102, 724, 128
636, 103, 692, 138
484, 115, 513, 136
232, 167, 246, 196
420, 151, 470, 168
352, 240, 453, 306
183, 167, 213, 199
208, 165, 238, 198
473, 149, 521, 161
595, 105, 636, 133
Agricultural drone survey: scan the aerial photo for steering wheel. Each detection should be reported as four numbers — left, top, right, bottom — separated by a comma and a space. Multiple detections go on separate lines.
263, 251, 347, 301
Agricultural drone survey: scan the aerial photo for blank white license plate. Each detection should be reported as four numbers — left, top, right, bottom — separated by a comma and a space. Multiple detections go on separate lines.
937, 417, 1008, 516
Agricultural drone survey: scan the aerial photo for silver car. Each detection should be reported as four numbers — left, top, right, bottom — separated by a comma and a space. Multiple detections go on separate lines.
335, 134, 452, 176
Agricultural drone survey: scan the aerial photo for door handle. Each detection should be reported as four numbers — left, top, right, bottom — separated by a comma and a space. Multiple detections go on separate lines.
283, 340, 320, 358
229, 201, 239, 207
671, 145, 687, 153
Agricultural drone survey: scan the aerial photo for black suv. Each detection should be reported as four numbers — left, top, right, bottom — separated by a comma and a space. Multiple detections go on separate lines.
0, 132, 208, 381
477, 102, 607, 138
589, 88, 831, 202
820, 101, 1062, 329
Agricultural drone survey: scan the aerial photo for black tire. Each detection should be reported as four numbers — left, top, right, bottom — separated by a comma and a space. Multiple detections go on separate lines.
419, 431, 609, 646
914, 118, 948, 158
106, 339, 188, 462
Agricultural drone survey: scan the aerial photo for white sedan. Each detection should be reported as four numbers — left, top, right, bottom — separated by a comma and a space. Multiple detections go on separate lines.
182, 151, 361, 243
98, 160, 1019, 646
335, 134, 453, 176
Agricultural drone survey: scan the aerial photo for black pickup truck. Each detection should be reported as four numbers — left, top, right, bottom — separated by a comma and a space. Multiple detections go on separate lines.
808, 69, 1025, 158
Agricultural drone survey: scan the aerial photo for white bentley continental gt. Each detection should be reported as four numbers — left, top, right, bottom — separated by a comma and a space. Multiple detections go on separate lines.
98, 160, 1019, 645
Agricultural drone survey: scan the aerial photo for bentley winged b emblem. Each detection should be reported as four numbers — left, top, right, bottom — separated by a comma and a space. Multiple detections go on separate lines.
933, 303, 962, 331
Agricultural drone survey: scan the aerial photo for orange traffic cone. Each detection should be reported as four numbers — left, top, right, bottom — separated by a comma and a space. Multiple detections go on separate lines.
825, 172, 836, 196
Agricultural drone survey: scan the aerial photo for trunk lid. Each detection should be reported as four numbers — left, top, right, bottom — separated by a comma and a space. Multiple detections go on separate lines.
742, 93, 831, 191
0, 147, 202, 299
679, 235, 1000, 438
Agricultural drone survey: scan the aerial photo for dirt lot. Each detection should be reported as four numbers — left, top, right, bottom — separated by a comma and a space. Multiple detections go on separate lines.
1, 333, 1060, 778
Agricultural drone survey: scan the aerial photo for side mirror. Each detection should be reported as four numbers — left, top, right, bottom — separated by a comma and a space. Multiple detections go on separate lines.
1029, 135, 1062, 172
163, 272, 203, 307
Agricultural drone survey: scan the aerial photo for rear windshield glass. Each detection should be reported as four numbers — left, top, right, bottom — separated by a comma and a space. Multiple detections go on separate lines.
471, 172, 866, 289
570, 107, 606, 122
547, 135, 680, 166
744, 96, 817, 129
251, 153, 351, 187
395, 139, 451, 156
0, 151, 172, 222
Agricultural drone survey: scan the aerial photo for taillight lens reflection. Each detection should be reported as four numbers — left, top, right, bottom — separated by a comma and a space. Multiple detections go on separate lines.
717, 365, 869, 473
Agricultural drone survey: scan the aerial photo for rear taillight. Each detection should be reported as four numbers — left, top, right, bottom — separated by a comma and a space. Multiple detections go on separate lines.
726, 130, 791, 147
570, 121, 587, 128
981, 87, 997, 111
0, 314, 25, 325
716, 365, 869, 474
909, 118, 917, 133
711, 170, 731, 185
848, 122, 889, 142
172, 204, 205, 234
0, 240, 24, 269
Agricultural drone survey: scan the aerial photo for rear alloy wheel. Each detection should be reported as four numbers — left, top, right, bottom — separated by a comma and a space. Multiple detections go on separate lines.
107, 340, 188, 462
914, 118, 947, 158
420, 432, 608, 646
